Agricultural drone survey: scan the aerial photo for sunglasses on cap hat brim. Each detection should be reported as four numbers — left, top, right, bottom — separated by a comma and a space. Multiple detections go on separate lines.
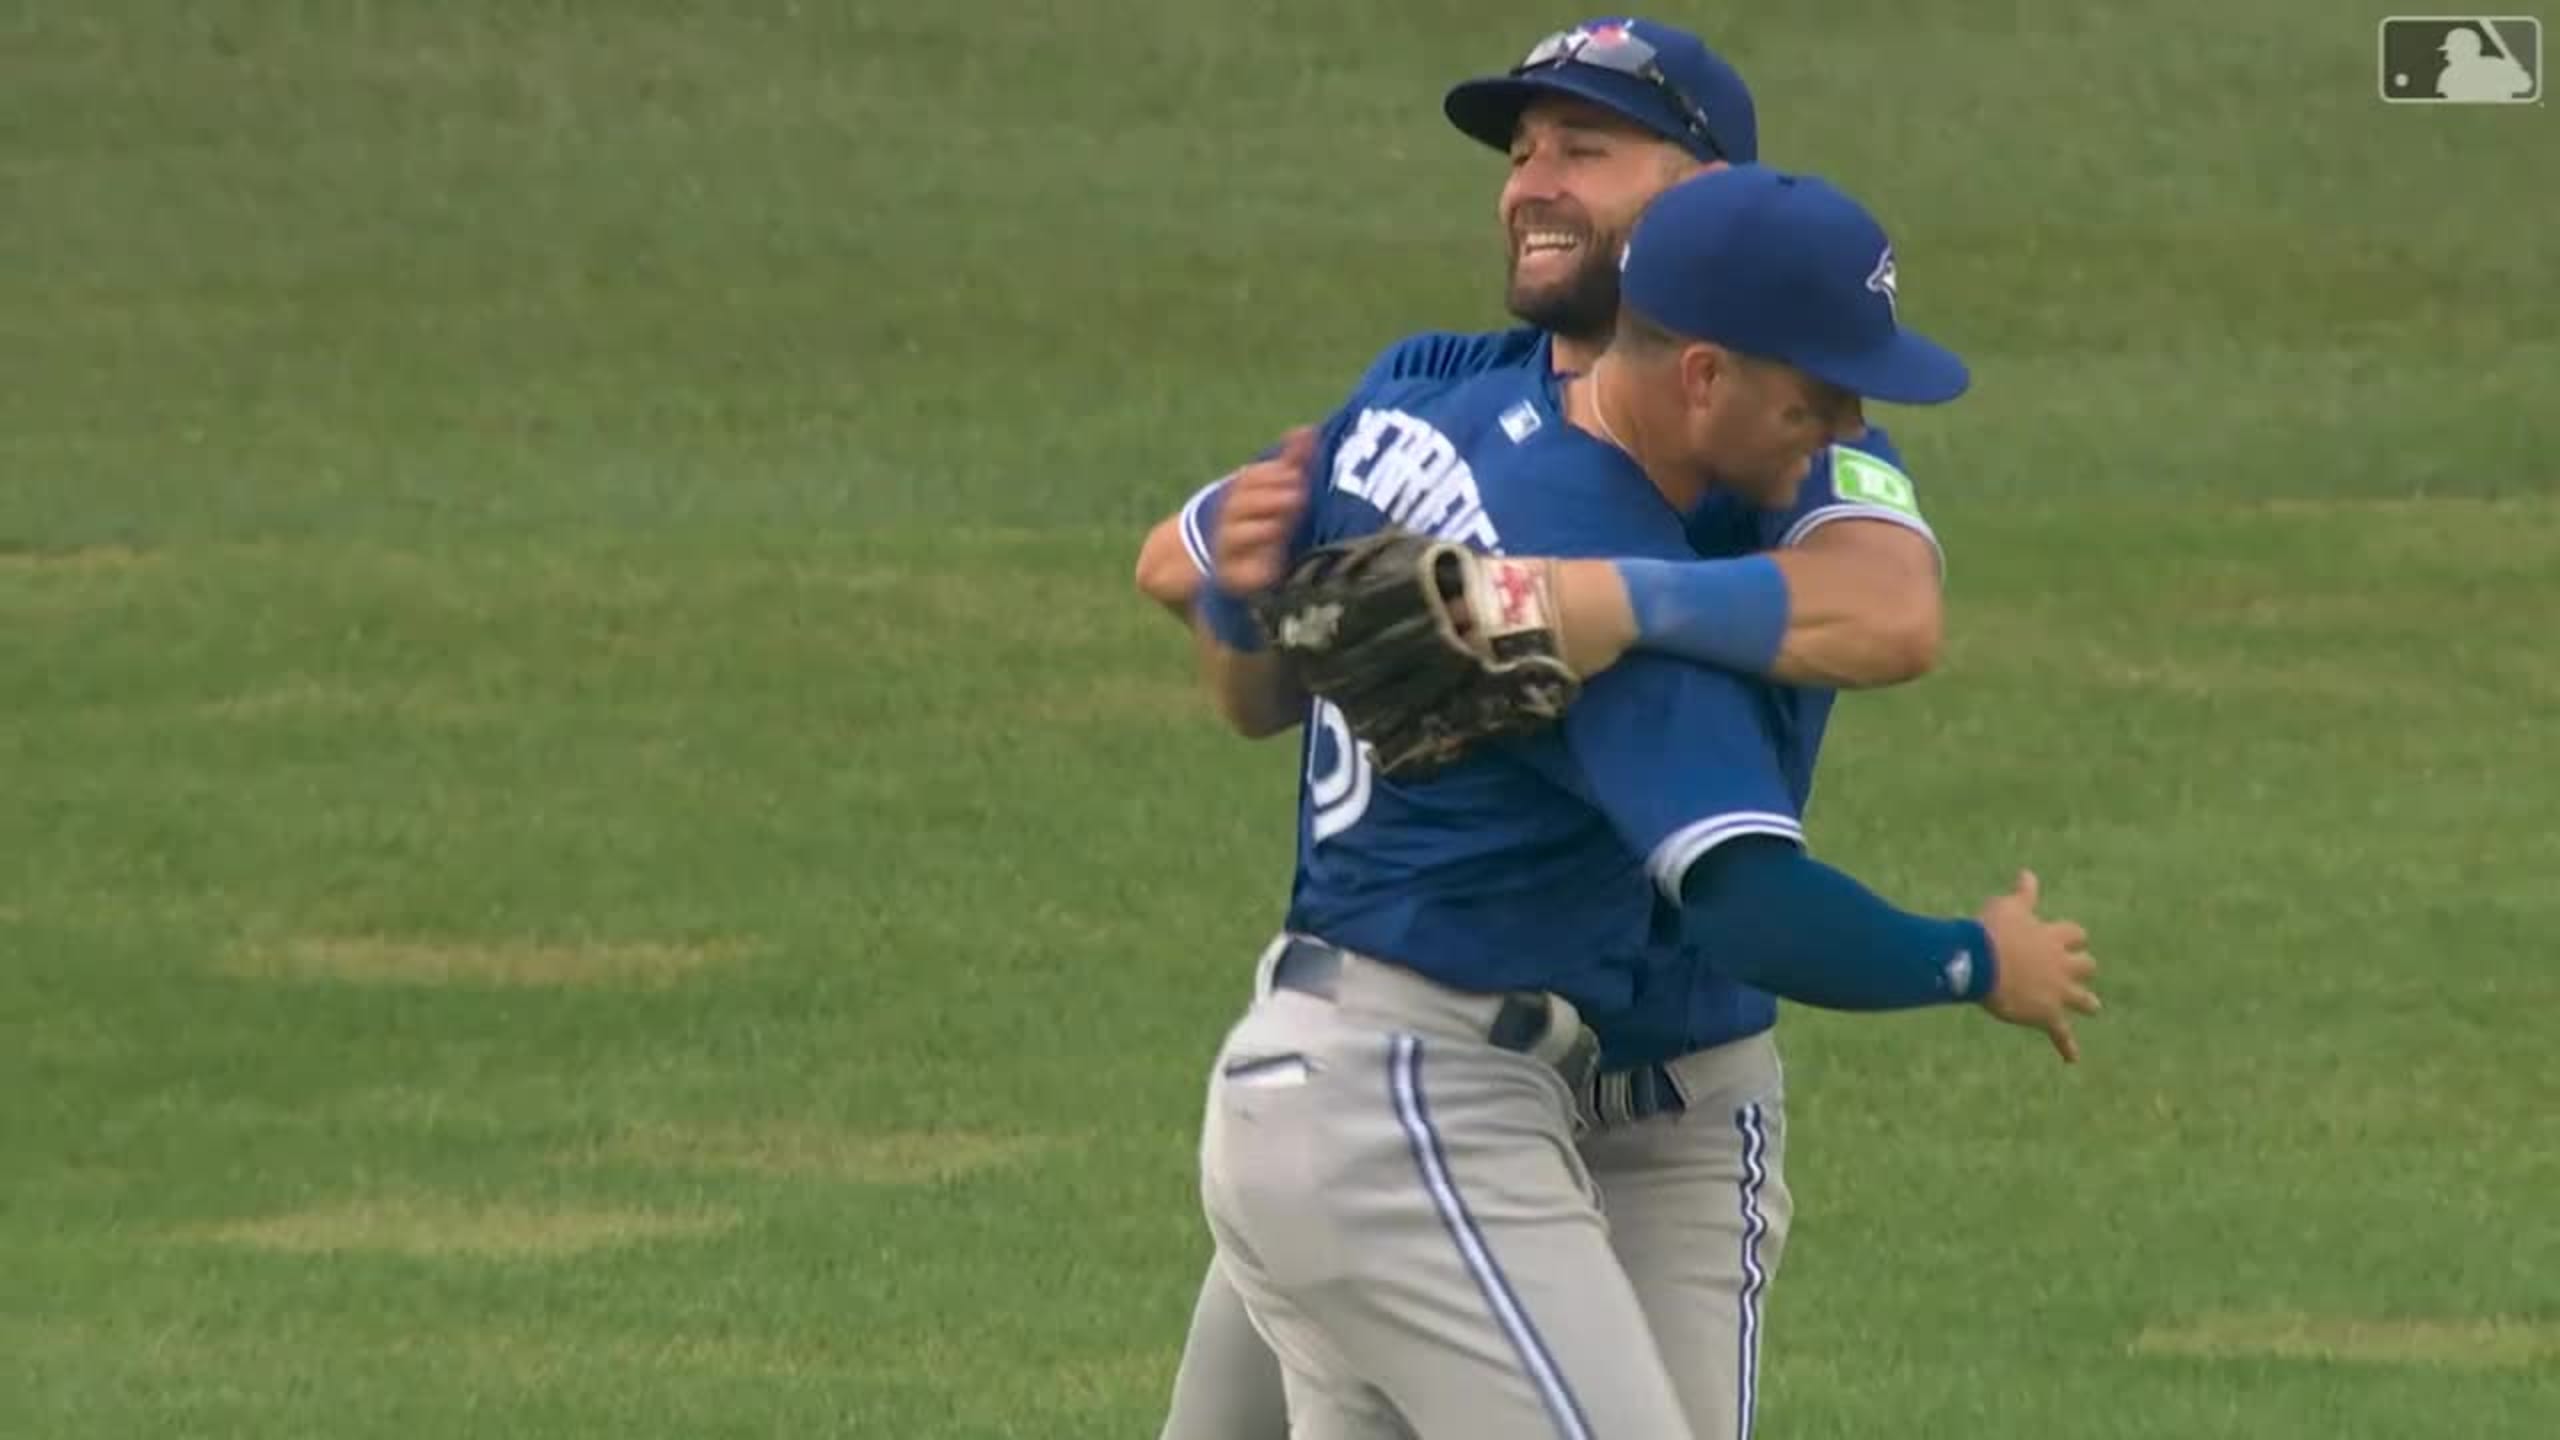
1512, 24, 1729, 161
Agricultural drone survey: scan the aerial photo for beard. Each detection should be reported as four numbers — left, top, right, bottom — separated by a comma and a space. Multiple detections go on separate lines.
1504, 240, 1622, 345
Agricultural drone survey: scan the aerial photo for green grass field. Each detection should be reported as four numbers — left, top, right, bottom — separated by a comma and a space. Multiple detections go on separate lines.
6, 3, 2557, 1436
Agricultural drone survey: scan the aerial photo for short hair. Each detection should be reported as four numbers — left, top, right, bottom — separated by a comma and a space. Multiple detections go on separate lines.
1614, 308, 1782, 380
1611, 305, 1692, 356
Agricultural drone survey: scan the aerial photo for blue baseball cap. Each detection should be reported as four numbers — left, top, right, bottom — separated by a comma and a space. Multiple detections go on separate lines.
1444, 18, 1758, 165
1619, 166, 1970, 406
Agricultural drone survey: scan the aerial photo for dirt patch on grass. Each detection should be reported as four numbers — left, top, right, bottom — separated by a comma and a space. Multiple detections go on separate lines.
0, 1313, 837, 1388
183, 1197, 738, 1259
2132, 1311, 2560, 1370
216, 934, 746, 989
591, 1122, 1053, 1183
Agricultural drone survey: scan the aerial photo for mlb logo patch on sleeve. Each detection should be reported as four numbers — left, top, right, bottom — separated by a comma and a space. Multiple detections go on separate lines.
2379, 16, 2542, 103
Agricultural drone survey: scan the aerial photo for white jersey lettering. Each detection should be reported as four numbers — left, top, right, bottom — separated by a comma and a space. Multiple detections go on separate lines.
1328, 408, 1506, 552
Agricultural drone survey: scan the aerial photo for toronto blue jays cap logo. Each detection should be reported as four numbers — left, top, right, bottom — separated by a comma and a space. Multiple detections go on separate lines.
1866, 245, 1899, 321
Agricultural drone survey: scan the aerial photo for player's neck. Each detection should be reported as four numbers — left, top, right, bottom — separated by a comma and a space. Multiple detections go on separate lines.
1549, 333, 1605, 376
1571, 360, 1708, 513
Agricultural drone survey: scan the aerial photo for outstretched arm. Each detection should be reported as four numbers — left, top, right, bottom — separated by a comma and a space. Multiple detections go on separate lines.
1672, 837, 2100, 1063
1557, 653, 2100, 1066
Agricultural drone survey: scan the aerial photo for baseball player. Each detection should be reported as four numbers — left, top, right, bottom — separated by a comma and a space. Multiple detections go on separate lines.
1181, 165, 2099, 1438
1138, 20, 1951, 1440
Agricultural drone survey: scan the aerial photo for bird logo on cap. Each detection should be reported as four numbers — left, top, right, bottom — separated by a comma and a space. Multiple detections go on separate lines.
1866, 245, 1899, 321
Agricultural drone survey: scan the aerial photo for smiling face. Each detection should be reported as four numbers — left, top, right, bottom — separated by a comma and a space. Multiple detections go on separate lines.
1499, 96, 1707, 350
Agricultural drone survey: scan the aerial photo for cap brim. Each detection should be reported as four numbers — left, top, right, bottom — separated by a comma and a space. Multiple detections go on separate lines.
1791, 330, 1971, 406
1444, 70, 1679, 153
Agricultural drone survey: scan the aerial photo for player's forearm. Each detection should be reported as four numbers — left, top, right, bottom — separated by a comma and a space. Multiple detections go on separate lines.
1764, 539, 1941, 688
1675, 836, 1992, 1011
1549, 547, 1939, 689
1190, 584, 1305, 738
1192, 625, 1305, 738
1135, 512, 1205, 621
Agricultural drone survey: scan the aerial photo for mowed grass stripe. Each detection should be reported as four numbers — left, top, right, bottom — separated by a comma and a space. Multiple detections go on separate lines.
176, 1197, 740, 1260
211, 935, 750, 990
2133, 1312, 2560, 1371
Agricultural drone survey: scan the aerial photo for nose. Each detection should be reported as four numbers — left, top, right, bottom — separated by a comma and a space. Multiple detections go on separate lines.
1504, 145, 1568, 202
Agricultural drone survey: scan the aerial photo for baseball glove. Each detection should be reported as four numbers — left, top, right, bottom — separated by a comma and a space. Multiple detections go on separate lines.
1249, 529, 1581, 780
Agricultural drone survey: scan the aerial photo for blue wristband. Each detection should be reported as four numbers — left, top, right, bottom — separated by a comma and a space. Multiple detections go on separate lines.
1613, 555, 1790, 676
1194, 584, 1266, 653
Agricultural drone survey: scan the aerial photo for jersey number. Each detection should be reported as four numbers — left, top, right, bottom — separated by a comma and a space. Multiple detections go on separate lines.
1307, 700, 1374, 844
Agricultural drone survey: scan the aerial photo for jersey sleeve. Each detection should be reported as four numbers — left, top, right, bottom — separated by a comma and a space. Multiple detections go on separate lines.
1183, 383, 1397, 582
1550, 655, 1805, 901
1176, 475, 1231, 578
1758, 427, 1943, 568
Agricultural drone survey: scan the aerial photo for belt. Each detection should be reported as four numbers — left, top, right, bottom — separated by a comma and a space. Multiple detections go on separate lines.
1583, 1061, 1691, 1129
1266, 937, 1586, 1064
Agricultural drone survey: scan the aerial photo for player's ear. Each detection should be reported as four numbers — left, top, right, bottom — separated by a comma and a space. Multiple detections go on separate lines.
1678, 342, 1725, 410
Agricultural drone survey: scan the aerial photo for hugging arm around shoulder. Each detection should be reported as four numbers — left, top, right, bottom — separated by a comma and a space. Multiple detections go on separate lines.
1597, 526, 1940, 690
1593, 435, 1945, 687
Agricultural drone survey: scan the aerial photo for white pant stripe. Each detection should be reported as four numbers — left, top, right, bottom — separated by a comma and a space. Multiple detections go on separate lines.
1735, 1102, 1774, 1439
1388, 1033, 1593, 1440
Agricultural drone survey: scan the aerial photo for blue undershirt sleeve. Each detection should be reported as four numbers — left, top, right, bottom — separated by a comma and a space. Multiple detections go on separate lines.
1675, 834, 1995, 1010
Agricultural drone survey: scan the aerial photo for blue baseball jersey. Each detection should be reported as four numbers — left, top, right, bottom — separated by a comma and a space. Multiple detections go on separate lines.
1183, 329, 1943, 1061
1281, 356, 1811, 1024
1175, 328, 1552, 575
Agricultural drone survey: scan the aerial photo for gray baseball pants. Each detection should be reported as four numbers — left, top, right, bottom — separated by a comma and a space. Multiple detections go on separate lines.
1177, 937, 1791, 1439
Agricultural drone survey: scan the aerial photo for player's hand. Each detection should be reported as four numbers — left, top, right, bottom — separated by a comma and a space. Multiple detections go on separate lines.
1213, 427, 1315, 594
1973, 869, 2100, 1063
